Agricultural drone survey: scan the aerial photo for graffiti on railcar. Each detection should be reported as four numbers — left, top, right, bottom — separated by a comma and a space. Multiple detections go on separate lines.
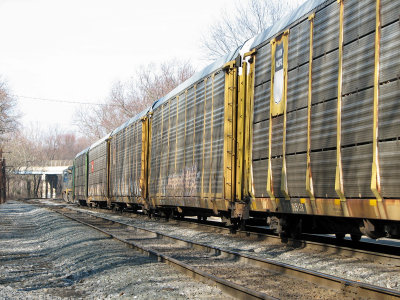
164, 164, 200, 198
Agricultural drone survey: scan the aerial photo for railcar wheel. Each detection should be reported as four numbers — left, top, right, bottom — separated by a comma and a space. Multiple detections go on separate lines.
351, 233, 362, 242
335, 233, 345, 240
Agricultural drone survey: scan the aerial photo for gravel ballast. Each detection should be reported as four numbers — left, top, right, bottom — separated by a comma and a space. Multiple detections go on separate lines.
69, 204, 400, 291
0, 200, 229, 299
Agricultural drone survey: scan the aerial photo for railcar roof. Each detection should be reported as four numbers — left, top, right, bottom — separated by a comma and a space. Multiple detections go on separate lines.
152, 47, 240, 111
89, 131, 113, 150
111, 107, 150, 136
250, 0, 330, 49
74, 146, 90, 159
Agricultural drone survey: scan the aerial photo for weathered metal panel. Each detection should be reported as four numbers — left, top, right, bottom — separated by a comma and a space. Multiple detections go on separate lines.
381, 0, 400, 27
379, 140, 400, 198
380, 22, 400, 83
287, 153, 307, 197
159, 102, 170, 198
110, 120, 142, 200
194, 80, 205, 197
252, 120, 269, 160
312, 49, 339, 104
379, 81, 400, 140
271, 157, 283, 198
286, 108, 308, 155
342, 87, 374, 146
253, 159, 268, 198
166, 97, 177, 198
287, 63, 309, 112
253, 81, 270, 124
343, 0, 375, 44
310, 149, 337, 198
175, 91, 187, 183
313, 1, 340, 58
88, 140, 108, 199
210, 72, 225, 196
149, 107, 162, 196
271, 116, 284, 157
342, 32, 375, 94
184, 87, 196, 197
288, 19, 310, 70
342, 144, 374, 198
254, 44, 271, 87
74, 152, 87, 199
310, 99, 337, 150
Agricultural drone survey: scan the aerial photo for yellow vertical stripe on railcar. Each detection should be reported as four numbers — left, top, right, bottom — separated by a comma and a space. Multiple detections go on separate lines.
306, 13, 316, 202
371, 0, 383, 202
157, 104, 164, 198
140, 116, 149, 203
223, 61, 237, 202
267, 31, 289, 201
335, 0, 346, 203
236, 63, 246, 201
147, 113, 153, 208
280, 30, 290, 200
243, 50, 257, 209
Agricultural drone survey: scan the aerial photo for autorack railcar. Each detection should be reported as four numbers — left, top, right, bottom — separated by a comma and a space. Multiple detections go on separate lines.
73, 0, 400, 240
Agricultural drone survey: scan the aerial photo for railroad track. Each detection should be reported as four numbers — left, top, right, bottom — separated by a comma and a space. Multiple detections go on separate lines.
25, 199, 400, 299
70, 200, 400, 266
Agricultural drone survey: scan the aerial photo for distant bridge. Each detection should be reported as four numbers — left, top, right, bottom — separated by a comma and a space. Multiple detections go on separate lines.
15, 160, 72, 175
13, 160, 72, 199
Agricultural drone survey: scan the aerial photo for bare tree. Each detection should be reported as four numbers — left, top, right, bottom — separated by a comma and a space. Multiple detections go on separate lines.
0, 78, 20, 138
74, 59, 195, 141
201, 0, 306, 60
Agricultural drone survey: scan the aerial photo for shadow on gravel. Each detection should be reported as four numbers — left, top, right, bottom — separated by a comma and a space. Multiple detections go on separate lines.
0, 202, 158, 294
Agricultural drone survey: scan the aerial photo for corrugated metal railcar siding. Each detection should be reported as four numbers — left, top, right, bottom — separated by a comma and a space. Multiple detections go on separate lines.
343, 0, 375, 44
149, 107, 162, 197
159, 103, 170, 201
254, 43, 271, 87
379, 81, 400, 141
194, 81, 205, 197
312, 50, 339, 104
210, 72, 225, 196
253, 43, 271, 124
378, 12, 400, 198
313, 1, 340, 58
110, 121, 143, 200
252, 120, 269, 161
380, 22, 400, 83
288, 19, 310, 71
166, 97, 177, 199
184, 87, 196, 197
88, 142, 108, 199
379, 141, 400, 198
342, 32, 375, 95
252, 47, 270, 196
202, 78, 213, 197
135, 122, 142, 196
174, 92, 187, 199
74, 154, 87, 199
342, 144, 374, 198
381, 0, 400, 27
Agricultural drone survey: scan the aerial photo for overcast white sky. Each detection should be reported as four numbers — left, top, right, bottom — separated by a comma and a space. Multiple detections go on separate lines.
0, 0, 302, 135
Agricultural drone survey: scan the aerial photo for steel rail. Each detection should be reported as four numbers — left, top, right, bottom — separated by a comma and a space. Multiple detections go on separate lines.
46, 205, 276, 300
49, 204, 400, 300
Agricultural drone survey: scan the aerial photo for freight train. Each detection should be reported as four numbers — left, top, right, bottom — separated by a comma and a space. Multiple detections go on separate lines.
63, 0, 400, 241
